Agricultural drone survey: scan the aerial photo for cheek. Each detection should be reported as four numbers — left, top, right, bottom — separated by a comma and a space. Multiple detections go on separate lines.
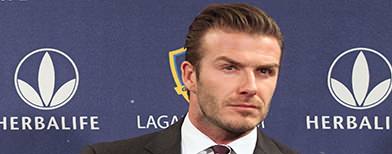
200, 70, 237, 92
257, 79, 278, 100
198, 79, 232, 109
205, 79, 237, 101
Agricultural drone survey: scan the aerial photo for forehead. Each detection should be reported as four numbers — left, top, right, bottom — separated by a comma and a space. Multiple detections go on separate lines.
200, 29, 281, 65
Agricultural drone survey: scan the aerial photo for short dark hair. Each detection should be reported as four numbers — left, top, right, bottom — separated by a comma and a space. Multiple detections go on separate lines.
184, 3, 283, 75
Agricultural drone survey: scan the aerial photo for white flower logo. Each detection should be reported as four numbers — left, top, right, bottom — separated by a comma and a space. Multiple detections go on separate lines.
327, 47, 392, 110
15, 48, 79, 110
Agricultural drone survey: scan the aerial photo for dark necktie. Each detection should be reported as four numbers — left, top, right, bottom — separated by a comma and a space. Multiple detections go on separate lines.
211, 145, 231, 154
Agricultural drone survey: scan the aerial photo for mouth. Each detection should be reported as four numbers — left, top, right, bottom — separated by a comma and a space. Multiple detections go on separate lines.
228, 103, 259, 110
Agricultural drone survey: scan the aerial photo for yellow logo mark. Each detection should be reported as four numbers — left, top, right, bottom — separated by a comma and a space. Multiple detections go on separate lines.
169, 48, 189, 102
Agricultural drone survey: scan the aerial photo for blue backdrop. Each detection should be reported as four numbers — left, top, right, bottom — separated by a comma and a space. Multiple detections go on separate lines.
1, 0, 392, 154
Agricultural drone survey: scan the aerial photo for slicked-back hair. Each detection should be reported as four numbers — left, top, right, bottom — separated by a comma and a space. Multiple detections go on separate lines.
184, 3, 283, 76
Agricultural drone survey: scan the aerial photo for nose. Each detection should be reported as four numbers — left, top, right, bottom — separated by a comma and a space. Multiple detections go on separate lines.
238, 71, 257, 96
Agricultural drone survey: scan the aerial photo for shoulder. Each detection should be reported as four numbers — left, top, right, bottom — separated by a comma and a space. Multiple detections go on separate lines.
81, 119, 183, 154
81, 131, 160, 154
268, 137, 298, 154
257, 130, 298, 154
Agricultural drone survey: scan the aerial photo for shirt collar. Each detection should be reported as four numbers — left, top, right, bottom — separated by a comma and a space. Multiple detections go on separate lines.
227, 126, 257, 154
181, 114, 257, 154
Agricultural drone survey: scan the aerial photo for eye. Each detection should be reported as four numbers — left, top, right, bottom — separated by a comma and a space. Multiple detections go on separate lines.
258, 68, 274, 76
222, 65, 238, 72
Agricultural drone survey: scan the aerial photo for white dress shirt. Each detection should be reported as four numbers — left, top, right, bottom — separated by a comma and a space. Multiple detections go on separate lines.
181, 114, 257, 154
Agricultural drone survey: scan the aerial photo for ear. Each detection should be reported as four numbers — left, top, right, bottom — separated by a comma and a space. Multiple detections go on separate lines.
181, 61, 197, 93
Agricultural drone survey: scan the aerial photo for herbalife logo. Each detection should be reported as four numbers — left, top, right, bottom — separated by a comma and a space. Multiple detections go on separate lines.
14, 48, 79, 110
327, 47, 392, 110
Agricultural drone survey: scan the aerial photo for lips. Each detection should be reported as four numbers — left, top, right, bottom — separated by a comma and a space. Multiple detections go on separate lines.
228, 103, 259, 109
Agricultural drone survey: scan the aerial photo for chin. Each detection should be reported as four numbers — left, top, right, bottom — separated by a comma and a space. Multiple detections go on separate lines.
225, 125, 255, 134
222, 119, 258, 134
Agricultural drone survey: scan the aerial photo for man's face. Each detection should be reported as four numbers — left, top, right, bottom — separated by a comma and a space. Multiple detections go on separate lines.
188, 29, 281, 134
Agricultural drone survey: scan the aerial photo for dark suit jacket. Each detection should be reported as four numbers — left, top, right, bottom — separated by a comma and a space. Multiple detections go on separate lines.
81, 119, 297, 154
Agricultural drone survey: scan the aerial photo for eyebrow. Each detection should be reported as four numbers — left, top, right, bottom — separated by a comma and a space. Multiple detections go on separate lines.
214, 56, 280, 68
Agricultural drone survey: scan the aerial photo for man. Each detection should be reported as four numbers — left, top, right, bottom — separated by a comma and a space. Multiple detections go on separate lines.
82, 3, 296, 154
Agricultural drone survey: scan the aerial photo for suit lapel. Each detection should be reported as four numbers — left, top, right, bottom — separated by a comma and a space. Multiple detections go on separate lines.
144, 119, 183, 154
253, 130, 283, 154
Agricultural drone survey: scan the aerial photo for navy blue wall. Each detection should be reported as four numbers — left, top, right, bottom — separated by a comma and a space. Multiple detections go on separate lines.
1, 0, 392, 153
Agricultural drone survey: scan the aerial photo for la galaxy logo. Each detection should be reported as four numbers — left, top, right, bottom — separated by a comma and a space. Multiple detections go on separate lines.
15, 48, 79, 110
134, 48, 187, 130
327, 47, 392, 110
168, 48, 189, 102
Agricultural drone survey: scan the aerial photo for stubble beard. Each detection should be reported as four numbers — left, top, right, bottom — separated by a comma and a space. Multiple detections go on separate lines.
197, 85, 266, 135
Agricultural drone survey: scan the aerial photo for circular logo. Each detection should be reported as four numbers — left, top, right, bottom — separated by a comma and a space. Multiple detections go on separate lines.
327, 47, 392, 110
15, 48, 79, 110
